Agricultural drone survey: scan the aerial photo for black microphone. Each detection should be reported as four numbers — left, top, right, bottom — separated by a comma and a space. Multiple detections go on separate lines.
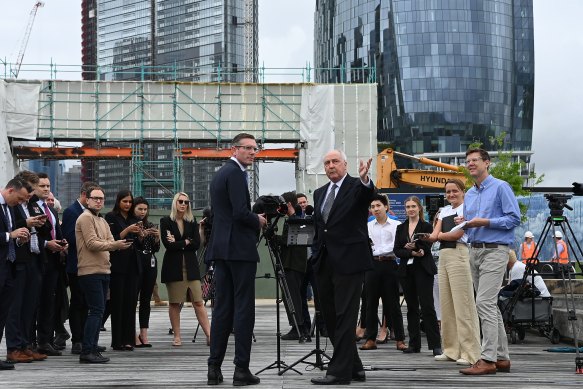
304, 205, 314, 218
294, 204, 303, 216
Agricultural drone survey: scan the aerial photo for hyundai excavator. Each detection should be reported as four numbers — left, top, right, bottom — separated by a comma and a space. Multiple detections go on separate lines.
375, 148, 467, 189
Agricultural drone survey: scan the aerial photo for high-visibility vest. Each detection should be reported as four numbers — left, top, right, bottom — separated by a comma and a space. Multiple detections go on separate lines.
520, 241, 536, 260
552, 240, 569, 264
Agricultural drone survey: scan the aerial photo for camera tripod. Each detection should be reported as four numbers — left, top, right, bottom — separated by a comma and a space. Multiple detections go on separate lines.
531, 196, 583, 373
256, 215, 304, 376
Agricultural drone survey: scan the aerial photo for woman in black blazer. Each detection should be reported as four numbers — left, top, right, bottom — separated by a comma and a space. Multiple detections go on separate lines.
105, 190, 142, 350
394, 196, 441, 355
160, 192, 210, 346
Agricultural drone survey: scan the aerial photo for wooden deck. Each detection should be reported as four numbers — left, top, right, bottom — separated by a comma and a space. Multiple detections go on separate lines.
1, 300, 583, 388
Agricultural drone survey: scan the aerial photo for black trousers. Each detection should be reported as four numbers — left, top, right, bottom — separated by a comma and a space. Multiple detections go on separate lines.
0, 260, 16, 346
137, 255, 157, 329
316, 256, 364, 380
53, 265, 69, 337
109, 271, 138, 347
301, 258, 324, 331
37, 258, 60, 345
400, 262, 441, 350
282, 268, 304, 331
364, 259, 405, 341
68, 272, 87, 344
208, 260, 256, 369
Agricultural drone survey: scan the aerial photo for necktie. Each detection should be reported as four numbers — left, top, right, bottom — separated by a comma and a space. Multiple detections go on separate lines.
244, 170, 249, 186
321, 184, 337, 223
43, 203, 55, 240
21, 204, 40, 254
2, 204, 16, 262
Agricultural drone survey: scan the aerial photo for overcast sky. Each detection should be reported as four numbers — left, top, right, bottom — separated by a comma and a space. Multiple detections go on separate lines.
0, 0, 581, 193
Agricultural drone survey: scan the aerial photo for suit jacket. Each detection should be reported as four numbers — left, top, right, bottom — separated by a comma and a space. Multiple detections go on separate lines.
0, 203, 17, 261
311, 174, 376, 275
13, 201, 50, 263
160, 216, 200, 283
62, 200, 84, 274
393, 219, 436, 277
206, 159, 260, 263
105, 212, 140, 274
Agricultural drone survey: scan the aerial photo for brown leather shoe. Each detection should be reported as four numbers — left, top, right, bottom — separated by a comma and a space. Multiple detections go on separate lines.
459, 359, 496, 375
496, 359, 511, 373
23, 349, 47, 361
6, 350, 33, 363
359, 339, 377, 350
396, 340, 407, 351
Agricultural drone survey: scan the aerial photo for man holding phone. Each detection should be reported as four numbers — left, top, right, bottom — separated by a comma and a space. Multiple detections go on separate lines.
34, 173, 68, 357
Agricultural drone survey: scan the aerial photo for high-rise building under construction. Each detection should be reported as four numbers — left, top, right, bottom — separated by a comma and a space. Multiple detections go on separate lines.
81, 0, 258, 208
314, 0, 534, 160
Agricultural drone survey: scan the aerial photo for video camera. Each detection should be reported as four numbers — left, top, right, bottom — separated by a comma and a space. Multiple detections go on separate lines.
573, 182, 583, 196
252, 195, 288, 220
544, 193, 573, 217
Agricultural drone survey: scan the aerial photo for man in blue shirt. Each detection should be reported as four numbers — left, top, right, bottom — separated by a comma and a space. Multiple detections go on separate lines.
457, 148, 520, 376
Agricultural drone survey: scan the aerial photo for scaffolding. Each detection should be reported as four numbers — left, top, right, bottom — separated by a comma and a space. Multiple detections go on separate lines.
2, 65, 378, 204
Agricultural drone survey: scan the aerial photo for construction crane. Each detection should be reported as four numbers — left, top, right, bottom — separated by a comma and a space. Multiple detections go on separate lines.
243, 0, 257, 83
12, 1, 45, 79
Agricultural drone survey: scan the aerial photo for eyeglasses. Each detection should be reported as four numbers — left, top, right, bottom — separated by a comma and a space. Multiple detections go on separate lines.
234, 145, 260, 152
465, 157, 483, 164
88, 197, 105, 202
177, 199, 190, 205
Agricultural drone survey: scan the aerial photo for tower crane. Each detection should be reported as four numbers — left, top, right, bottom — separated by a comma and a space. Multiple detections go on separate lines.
243, 0, 257, 83
12, 1, 45, 78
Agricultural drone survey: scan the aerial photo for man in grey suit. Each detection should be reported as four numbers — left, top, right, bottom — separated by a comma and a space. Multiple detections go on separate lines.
310, 150, 375, 385
207, 133, 267, 386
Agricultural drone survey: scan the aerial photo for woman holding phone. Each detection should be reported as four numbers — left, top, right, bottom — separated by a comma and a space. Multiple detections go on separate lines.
105, 190, 142, 351
132, 197, 160, 348
426, 179, 480, 365
160, 192, 210, 346
394, 196, 441, 355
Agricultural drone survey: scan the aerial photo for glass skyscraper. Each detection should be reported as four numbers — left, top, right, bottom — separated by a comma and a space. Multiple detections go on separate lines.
81, 0, 257, 208
314, 0, 534, 157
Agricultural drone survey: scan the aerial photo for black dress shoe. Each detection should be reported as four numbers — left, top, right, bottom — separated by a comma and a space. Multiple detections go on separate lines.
207, 364, 224, 385
433, 347, 443, 356
54, 333, 70, 349
402, 347, 421, 354
311, 375, 351, 385
79, 352, 109, 364
352, 370, 366, 382
37, 343, 62, 356
0, 360, 15, 370
71, 342, 82, 355
281, 328, 300, 341
233, 366, 260, 386
97, 346, 107, 352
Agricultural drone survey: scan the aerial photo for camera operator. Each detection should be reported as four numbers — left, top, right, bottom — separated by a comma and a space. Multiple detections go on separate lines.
276, 191, 309, 341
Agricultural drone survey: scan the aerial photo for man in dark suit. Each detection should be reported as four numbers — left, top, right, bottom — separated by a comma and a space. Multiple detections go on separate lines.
207, 133, 267, 386
6, 171, 51, 363
33, 173, 68, 356
62, 181, 96, 354
0, 177, 34, 370
310, 149, 375, 385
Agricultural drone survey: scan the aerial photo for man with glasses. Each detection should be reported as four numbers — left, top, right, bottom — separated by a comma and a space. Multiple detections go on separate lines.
207, 133, 267, 386
456, 148, 520, 375
75, 186, 131, 364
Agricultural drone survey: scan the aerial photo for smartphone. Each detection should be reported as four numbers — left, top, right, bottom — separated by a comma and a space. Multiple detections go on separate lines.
125, 238, 134, 243
413, 233, 430, 241
57, 240, 67, 246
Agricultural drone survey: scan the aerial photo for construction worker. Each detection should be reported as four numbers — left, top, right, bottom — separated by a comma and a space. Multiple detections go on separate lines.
551, 231, 569, 264
520, 231, 537, 261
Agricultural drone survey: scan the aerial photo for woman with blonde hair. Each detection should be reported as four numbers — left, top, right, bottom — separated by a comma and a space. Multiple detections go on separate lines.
160, 192, 210, 346
426, 179, 480, 365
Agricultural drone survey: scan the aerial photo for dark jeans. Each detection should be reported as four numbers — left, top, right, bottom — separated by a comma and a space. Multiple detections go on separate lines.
78, 273, 109, 355
68, 272, 87, 344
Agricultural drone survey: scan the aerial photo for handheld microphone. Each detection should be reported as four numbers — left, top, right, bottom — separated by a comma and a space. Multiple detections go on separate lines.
294, 204, 303, 216
304, 205, 314, 218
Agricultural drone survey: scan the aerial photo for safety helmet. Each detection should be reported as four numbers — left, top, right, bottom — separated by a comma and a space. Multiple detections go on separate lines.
554, 231, 563, 238
524, 231, 534, 238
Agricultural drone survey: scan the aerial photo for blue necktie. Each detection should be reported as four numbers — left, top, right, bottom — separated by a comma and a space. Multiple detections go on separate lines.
2, 204, 16, 262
